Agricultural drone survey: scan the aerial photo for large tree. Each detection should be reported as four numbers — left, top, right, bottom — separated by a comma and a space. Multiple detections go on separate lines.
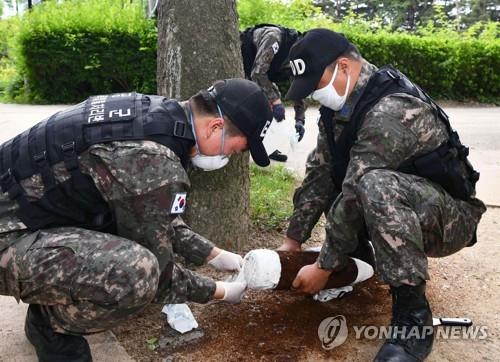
157, 0, 249, 251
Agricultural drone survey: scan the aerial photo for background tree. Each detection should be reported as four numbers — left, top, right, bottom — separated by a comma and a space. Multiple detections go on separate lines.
312, 0, 499, 30
157, 0, 250, 251
465, 0, 499, 23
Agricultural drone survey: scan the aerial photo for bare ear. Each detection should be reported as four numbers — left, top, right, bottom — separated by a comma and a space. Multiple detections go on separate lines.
338, 57, 350, 71
207, 117, 224, 136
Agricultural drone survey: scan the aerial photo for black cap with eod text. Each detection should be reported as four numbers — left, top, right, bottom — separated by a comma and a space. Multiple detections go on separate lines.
286, 28, 351, 101
208, 78, 273, 167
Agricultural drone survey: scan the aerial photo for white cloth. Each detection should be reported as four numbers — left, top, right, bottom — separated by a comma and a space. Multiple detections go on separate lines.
162, 304, 198, 334
232, 249, 281, 289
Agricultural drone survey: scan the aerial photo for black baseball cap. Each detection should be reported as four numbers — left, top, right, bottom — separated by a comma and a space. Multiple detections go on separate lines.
208, 78, 273, 167
286, 29, 351, 100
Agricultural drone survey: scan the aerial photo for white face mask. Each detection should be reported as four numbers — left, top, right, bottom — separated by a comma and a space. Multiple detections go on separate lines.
311, 63, 351, 111
190, 105, 230, 171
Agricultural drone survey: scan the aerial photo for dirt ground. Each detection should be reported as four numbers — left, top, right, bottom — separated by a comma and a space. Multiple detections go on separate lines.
113, 208, 500, 362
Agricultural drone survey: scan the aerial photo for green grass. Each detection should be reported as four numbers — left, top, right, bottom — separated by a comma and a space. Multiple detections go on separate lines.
250, 164, 297, 230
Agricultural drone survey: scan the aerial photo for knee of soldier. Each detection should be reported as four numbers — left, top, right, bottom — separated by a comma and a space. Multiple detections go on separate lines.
118, 245, 160, 307
90, 243, 160, 309
356, 169, 400, 206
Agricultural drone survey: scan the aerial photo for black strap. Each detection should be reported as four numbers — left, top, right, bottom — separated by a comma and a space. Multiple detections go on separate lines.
57, 109, 79, 174
319, 107, 338, 188
2, 139, 13, 173
17, 129, 32, 181
32, 121, 57, 189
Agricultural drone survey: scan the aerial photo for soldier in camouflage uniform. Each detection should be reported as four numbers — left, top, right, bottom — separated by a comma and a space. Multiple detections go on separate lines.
0, 79, 273, 362
241, 24, 307, 162
279, 29, 486, 361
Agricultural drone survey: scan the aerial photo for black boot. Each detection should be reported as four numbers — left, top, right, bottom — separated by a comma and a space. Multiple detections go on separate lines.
374, 283, 434, 362
269, 150, 288, 162
25, 304, 92, 362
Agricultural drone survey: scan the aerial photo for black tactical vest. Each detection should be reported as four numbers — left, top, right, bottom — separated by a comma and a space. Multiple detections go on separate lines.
240, 24, 299, 83
321, 65, 479, 201
0, 92, 195, 232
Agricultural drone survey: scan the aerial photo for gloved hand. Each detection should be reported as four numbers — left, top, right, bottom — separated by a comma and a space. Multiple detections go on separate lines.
215, 281, 247, 303
208, 250, 243, 272
272, 103, 286, 122
295, 119, 305, 142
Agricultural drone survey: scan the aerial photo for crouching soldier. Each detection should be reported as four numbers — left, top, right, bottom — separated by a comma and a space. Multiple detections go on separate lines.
280, 29, 486, 361
0, 78, 273, 362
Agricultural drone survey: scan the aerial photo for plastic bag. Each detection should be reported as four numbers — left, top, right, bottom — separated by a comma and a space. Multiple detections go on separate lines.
162, 304, 198, 334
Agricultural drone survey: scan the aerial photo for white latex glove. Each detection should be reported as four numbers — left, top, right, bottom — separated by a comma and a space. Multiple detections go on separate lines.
208, 250, 243, 272
216, 281, 247, 304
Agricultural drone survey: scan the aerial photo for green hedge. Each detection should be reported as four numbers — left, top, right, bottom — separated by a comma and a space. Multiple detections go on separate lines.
345, 32, 499, 102
0, 18, 20, 97
7, 0, 499, 103
13, 0, 157, 104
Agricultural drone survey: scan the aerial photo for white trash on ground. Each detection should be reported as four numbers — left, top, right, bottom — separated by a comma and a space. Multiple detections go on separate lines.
162, 304, 198, 334
313, 286, 354, 302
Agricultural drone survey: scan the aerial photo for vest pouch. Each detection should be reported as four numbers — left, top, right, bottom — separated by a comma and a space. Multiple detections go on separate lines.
14, 175, 114, 232
399, 143, 475, 201
61, 173, 115, 232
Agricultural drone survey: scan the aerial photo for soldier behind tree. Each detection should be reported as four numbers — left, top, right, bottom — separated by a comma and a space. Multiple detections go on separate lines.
240, 24, 307, 162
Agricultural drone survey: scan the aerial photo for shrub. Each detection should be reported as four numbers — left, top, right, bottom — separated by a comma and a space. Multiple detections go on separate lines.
238, 0, 332, 31
0, 17, 21, 99
13, 0, 156, 103
343, 31, 499, 102
6, 0, 499, 104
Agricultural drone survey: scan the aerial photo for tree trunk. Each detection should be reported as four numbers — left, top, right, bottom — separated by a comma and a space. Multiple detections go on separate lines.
157, 0, 249, 251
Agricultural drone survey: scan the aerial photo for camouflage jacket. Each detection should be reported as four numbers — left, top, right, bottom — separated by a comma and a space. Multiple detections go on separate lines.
251, 26, 306, 120
0, 139, 217, 303
286, 60, 485, 270
251, 26, 284, 102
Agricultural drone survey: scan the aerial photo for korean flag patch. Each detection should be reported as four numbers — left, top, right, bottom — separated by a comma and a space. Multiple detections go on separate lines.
272, 41, 280, 54
170, 193, 187, 214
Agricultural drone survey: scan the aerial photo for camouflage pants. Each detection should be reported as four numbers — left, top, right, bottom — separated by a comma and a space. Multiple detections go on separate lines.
0, 227, 160, 335
357, 169, 486, 287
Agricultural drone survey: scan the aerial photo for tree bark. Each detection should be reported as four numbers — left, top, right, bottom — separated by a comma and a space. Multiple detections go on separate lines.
157, 0, 249, 251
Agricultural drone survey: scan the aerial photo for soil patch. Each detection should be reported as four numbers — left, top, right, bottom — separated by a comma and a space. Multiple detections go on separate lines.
114, 210, 500, 361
